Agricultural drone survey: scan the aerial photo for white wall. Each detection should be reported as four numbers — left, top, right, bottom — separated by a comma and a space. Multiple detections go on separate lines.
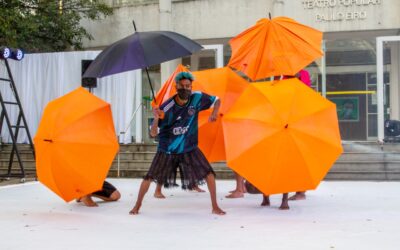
82, 0, 400, 49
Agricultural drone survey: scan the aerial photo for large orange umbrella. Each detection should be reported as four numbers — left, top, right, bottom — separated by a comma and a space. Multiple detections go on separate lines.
151, 64, 190, 107
222, 78, 342, 195
34, 87, 119, 202
228, 17, 323, 81
193, 67, 248, 162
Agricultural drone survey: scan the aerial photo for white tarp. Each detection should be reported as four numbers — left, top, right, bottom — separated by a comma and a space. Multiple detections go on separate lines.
0, 51, 140, 144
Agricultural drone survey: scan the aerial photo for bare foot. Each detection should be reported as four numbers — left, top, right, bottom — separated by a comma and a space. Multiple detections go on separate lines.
279, 194, 290, 210
129, 204, 141, 215
193, 186, 206, 192
279, 202, 290, 210
212, 207, 226, 215
261, 195, 270, 206
80, 195, 98, 207
154, 192, 166, 199
225, 191, 244, 198
288, 192, 306, 201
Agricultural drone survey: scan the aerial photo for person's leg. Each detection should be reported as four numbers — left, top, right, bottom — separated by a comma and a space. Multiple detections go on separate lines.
205, 173, 226, 215
154, 183, 166, 198
288, 191, 306, 201
91, 181, 120, 202
129, 179, 152, 215
226, 173, 244, 198
261, 195, 270, 206
93, 190, 121, 202
279, 193, 289, 210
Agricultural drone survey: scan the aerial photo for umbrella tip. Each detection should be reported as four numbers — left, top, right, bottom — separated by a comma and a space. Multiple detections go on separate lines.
132, 20, 137, 31
268, 12, 272, 19
285, 124, 289, 129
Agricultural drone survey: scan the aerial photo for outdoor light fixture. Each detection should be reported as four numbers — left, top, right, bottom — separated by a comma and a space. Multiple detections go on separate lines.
0, 46, 11, 59
11, 48, 24, 61
0, 47, 25, 60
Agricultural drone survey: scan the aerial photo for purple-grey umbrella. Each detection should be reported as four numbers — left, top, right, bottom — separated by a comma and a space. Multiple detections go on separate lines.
83, 27, 203, 103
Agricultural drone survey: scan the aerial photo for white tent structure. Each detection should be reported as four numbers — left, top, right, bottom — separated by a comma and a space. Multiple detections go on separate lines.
0, 51, 143, 144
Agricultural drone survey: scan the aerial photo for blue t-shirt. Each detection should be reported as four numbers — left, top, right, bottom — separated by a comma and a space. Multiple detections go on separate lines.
157, 91, 217, 154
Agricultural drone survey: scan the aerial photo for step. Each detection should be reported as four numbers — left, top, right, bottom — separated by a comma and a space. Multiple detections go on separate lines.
332, 161, 400, 171
326, 171, 400, 181
118, 144, 157, 152
0, 151, 35, 160
337, 152, 400, 161
342, 141, 400, 152
115, 152, 157, 161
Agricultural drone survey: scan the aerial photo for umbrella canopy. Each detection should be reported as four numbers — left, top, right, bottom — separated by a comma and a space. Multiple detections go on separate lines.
222, 78, 343, 195
193, 67, 248, 162
83, 31, 203, 78
228, 17, 323, 81
34, 87, 119, 202
151, 64, 190, 107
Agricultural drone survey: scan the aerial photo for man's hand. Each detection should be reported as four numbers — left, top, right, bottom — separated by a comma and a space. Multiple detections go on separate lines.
208, 99, 221, 122
150, 107, 163, 137
209, 112, 218, 122
153, 107, 161, 120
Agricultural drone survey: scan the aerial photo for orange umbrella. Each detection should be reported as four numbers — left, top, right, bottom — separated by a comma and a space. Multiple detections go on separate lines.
193, 67, 248, 162
151, 64, 190, 107
222, 78, 342, 195
228, 17, 323, 81
34, 87, 119, 202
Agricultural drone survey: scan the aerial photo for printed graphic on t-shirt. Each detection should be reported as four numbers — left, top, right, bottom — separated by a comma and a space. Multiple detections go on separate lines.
157, 92, 216, 154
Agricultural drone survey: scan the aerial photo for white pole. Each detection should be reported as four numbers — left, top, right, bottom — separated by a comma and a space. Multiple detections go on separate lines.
376, 37, 384, 142
135, 69, 143, 143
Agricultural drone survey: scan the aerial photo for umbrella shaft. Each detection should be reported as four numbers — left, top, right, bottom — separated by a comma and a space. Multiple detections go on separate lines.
145, 68, 157, 105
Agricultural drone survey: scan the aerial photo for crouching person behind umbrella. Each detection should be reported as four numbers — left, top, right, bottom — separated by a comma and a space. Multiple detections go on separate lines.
129, 72, 225, 216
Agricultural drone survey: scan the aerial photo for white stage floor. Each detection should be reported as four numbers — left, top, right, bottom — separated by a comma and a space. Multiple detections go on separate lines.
1, 179, 399, 250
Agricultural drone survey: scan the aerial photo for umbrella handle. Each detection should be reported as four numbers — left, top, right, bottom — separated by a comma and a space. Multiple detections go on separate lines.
145, 68, 158, 105
152, 105, 165, 119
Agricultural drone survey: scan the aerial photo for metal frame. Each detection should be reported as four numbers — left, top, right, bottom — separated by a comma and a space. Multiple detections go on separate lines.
202, 44, 224, 68
376, 36, 400, 142
0, 58, 35, 181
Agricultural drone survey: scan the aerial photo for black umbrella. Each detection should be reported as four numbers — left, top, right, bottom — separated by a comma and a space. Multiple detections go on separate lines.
83, 21, 203, 103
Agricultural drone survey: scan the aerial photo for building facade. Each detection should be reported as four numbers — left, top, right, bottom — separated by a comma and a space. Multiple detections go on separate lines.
82, 0, 400, 142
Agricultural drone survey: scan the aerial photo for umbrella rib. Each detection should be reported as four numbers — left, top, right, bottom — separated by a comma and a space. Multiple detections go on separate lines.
47, 152, 63, 198
289, 125, 343, 153
253, 23, 270, 80
224, 119, 282, 164
53, 105, 110, 139
275, 21, 323, 57
285, 132, 318, 187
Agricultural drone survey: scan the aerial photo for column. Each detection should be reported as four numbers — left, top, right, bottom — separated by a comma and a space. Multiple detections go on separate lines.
390, 42, 400, 119
160, 0, 181, 84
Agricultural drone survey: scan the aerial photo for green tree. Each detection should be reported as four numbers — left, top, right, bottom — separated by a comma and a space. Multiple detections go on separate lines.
0, 0, 113, 52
